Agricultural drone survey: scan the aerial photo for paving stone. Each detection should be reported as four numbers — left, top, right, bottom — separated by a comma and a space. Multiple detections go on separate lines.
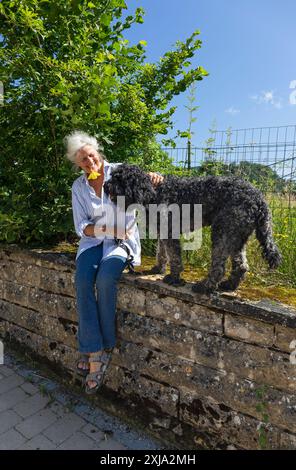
0, 365, 15, 377
0, 374, 24, 394
15, 409, 58, 439
47, 401, 68, 418
20, 382, 39, 396
81, 422, 105, 444
13, 393, 51, 418
43, 413, 87, 445
0, 409, 23, 433
97, 438, 128, 450
0, 387, 28, 412
57, 431, 98, 450
0, 354, 165, 451
20, 434, 57, 450
0, 428, 27, 450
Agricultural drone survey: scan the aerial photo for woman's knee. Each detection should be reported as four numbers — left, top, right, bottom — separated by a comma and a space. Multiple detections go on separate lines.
75, 272, 95, 292
95, 258, 126, 290
95, 271, 116, 290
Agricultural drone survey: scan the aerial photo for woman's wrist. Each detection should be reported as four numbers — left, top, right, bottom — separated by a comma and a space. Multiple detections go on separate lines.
83, 223, 131, 240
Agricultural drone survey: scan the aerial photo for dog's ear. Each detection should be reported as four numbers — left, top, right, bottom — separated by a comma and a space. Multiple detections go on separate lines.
118, 164, 155, 206
133, 184, 156, 206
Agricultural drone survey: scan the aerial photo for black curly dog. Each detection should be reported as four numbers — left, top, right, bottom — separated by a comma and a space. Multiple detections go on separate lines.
104, 164, 281, 294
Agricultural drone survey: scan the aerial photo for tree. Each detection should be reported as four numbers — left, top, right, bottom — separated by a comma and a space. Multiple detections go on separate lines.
0, 0, 208, 244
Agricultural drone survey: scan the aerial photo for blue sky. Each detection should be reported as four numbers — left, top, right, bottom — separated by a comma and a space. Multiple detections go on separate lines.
123, 0, 296, 146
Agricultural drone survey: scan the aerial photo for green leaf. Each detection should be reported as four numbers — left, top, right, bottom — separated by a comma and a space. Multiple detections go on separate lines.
100, 13, 112, 26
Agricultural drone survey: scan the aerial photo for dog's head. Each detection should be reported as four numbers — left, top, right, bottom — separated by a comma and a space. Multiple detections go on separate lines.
104, 163, 156, 208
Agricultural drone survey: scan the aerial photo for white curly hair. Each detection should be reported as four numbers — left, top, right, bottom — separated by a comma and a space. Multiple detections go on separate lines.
64, 130, 104, 167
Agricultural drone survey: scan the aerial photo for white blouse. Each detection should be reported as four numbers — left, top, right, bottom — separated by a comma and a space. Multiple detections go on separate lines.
71, 160, 141, 265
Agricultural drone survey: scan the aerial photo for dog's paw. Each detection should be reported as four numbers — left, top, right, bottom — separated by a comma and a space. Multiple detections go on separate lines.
218, 280, 236, 292
149, 265, 166, 275
163, 274, 185, 286
192, 282, 215, 295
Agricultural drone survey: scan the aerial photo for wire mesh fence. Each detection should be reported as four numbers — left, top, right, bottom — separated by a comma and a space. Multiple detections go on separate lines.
141, 125, 296, 286
163, 125, 296, 187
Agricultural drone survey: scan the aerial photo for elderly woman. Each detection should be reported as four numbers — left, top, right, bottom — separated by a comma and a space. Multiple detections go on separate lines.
65, 131, 163, 394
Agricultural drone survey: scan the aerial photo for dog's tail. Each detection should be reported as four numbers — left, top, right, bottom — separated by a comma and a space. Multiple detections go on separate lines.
255, 199, 282, 269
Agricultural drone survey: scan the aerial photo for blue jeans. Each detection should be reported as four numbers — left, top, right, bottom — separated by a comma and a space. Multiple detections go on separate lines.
74, 243, 127, 353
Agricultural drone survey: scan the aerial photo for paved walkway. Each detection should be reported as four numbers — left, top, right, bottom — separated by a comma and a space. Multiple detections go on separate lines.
0, 353, 167, 450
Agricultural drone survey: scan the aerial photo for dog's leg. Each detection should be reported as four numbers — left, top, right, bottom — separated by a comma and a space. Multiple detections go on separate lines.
192, 236, 229, 295
149, 238, 167, 274
218, 247, 249, 291
162, 239, 185, 286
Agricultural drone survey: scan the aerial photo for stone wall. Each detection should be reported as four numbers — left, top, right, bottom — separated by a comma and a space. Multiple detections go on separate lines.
0, 244, 295, 450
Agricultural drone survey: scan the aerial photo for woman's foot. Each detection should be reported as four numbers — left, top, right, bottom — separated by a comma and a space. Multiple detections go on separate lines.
85, 349, 113, 394
86, 352, 103, 391
77, 360, 90, 371
76, 355, 90, 376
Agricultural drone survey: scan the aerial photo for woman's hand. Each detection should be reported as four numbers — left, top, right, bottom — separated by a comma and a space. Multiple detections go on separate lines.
147, 172, 164, 187
98, 224, 133, 240
124, 227, 134, 240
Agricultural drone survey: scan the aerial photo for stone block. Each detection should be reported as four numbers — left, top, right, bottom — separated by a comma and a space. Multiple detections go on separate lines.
0, 320, 79, 372
0, 300, 77, 348
279, 431, 296, 449
27, 287, 58, 316
146, 291, 223, 334
105, 364, 179, 418
39, 269, 75, 297
225, 314, 274, 346
117, 284, 146, 315
2, 281, 29, 308
56, 295, 77, 322
179, 387, 280, 450
274, 324, 296, 353
112, 342, 296, 433
117, 311, 296, 392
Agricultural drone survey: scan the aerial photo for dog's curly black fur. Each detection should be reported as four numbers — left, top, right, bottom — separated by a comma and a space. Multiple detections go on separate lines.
104, 164, 282, 294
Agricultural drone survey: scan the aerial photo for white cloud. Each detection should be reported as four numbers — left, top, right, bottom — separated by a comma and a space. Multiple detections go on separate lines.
225, 106, 240, 115
289, 80, 296, 105
251, 90, 282, 109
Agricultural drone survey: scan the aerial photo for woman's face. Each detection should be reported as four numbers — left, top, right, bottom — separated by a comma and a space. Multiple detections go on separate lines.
75, 145, 103, 174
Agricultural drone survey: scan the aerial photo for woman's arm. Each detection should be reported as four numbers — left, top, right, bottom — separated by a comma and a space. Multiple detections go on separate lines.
71, 186, 94, 238
84, 223, 130, 239
72, 183, 108, 238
